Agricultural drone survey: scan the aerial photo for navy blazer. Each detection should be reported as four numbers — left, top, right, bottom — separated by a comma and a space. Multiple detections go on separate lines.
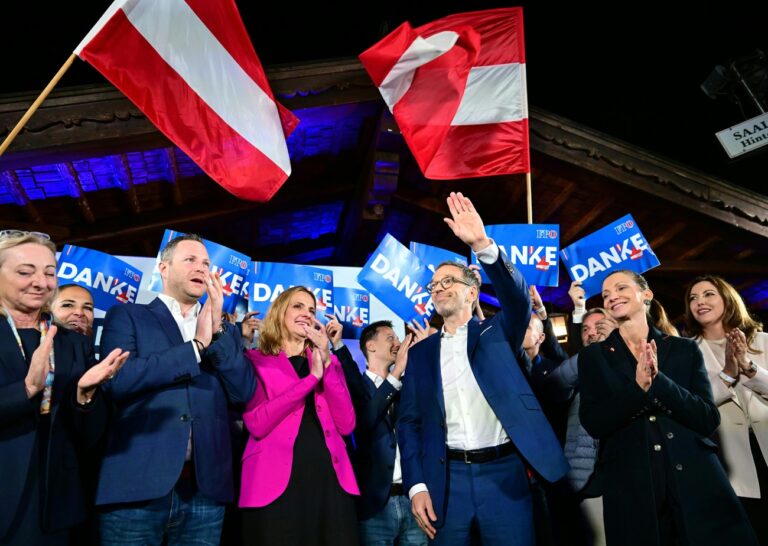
0, 321, 107, 537
398, 253, 569, 527
97, 298, 256, 505
579, 328, 757, 546
337, 345, 400, 520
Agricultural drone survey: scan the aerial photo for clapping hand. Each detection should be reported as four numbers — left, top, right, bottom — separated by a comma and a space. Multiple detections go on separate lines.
635, 339, 658, 392
24, 324, 57, 399
77, 348, 130, 404
726, 328, 754, 378
304, 316, 331, 380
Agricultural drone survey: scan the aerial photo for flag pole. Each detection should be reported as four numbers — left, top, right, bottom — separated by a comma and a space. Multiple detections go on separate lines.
525, 171, 533, 223
0, 53, 78, 157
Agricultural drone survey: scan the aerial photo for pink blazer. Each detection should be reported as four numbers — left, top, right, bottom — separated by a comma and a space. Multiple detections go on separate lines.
239, 347, 359, 507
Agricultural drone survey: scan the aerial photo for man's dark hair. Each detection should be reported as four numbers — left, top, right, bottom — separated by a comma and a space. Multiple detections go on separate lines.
359, 320, 394, 360
433, 261, 480, 289
159, 233, 205, 262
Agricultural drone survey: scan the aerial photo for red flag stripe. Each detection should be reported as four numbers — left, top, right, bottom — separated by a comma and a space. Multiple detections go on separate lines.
79, 10, 287, 201
425, 119, 530, 179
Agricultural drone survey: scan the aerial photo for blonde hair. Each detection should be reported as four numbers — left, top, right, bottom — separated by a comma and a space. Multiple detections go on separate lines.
258, 286, 316, 356
0, 233, 58, 318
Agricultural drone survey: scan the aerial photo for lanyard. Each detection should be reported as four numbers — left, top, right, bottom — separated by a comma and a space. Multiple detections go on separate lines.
4, 311, 56, 414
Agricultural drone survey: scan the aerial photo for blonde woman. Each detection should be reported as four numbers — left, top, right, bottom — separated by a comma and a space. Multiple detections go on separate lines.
239, 286, 359, 545
0, 231, 127, 545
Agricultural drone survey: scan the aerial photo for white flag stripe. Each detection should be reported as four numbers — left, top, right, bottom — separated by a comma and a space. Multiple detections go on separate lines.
74, 0, 131, 55
379, 31, 459, 111
451, 63, 527, 126
124, 0, 290, 173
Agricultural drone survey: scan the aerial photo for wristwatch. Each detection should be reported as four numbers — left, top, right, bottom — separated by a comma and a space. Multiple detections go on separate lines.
748, 360, 759, 374
212, 324, 226, 341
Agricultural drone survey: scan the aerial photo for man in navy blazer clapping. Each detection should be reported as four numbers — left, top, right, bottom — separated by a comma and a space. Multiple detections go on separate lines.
96, 234, 256, 546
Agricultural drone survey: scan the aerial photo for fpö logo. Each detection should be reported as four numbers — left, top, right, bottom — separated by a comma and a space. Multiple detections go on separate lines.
535, 229, 558, 239
228, 255, 248, 270
355, 293, 369, 303
313, 272, 333, 284
613, 219, 635, 235
123, 267, 141, 282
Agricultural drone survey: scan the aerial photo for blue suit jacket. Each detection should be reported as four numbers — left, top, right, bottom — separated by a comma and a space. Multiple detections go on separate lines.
0, 321, 107, 536
336, 345, 400, 520
398, 254, 569, 526
96, 298, 256, 505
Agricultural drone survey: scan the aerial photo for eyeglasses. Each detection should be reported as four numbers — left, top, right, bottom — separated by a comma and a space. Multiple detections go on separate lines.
426, 276, 473, 294
0, 229, 51, 240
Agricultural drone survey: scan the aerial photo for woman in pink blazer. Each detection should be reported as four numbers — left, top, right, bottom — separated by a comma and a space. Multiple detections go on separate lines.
240, 286, 359, 545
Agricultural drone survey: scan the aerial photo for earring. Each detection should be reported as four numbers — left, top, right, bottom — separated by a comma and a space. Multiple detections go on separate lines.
643, 299, 651, 305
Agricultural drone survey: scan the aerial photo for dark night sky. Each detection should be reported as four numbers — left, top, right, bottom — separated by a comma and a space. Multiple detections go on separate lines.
2, 2, 766, 195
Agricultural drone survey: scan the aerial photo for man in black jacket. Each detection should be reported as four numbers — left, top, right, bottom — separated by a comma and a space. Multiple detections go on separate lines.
328, 318, 426, 546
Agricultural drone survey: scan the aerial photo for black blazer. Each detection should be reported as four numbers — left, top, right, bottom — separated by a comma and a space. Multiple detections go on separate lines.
579, 328, 757, 546
0, 320, 107, 537
336, 345, 400, 520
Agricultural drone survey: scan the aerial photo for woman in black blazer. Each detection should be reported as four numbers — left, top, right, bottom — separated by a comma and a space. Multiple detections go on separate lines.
578, 269, 757, 546
0, 231, 127, 545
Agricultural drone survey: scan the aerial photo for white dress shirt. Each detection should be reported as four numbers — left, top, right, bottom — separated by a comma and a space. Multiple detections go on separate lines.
365, 369, 403, 484
157, 293, 201, 461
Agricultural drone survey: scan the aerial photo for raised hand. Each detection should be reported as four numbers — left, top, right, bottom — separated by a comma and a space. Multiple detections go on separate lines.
408, 318, 432, 344
77, 348, 130, 404
443, 192, 491, 252
25, 324, 57, 398
324, 314, 343, 348
530, 285, 546, 319
303, 316, 331, 367
241, 311, 261, 343
568, 281, 586, 311
391, 333, 414, 380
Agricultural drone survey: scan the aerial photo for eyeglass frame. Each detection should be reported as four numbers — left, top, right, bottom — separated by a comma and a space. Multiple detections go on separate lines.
426, 276, 474, 294
0, 229, 51, 240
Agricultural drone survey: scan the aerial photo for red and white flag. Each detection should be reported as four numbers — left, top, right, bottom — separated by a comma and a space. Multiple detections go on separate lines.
360, 8, 529, 179
76, 0, 298, 202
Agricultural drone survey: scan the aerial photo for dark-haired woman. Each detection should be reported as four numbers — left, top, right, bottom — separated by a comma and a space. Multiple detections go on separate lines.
685, 275, 768, 543
578, 269, 757, 546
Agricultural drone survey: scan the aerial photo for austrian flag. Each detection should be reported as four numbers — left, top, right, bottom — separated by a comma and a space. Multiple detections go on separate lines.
360, 8, 529, 179
76, 0, 298, 202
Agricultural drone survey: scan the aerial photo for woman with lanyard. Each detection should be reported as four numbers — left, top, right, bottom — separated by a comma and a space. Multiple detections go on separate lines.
0, 231, 129, 546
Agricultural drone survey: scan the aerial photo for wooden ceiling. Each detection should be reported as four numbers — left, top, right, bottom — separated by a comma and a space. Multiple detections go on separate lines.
1, 58, 766, 328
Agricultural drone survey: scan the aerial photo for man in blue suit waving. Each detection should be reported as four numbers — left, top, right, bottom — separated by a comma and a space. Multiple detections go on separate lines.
399, 192, 568, 545
96, 234, 256, 545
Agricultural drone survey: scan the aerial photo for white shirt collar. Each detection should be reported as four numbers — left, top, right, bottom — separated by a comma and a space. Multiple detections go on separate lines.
157, 293, 200, 319
441, 321, 470, 339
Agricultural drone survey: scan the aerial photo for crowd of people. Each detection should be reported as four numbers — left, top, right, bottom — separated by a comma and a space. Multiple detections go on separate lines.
1, 192, 766, 546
